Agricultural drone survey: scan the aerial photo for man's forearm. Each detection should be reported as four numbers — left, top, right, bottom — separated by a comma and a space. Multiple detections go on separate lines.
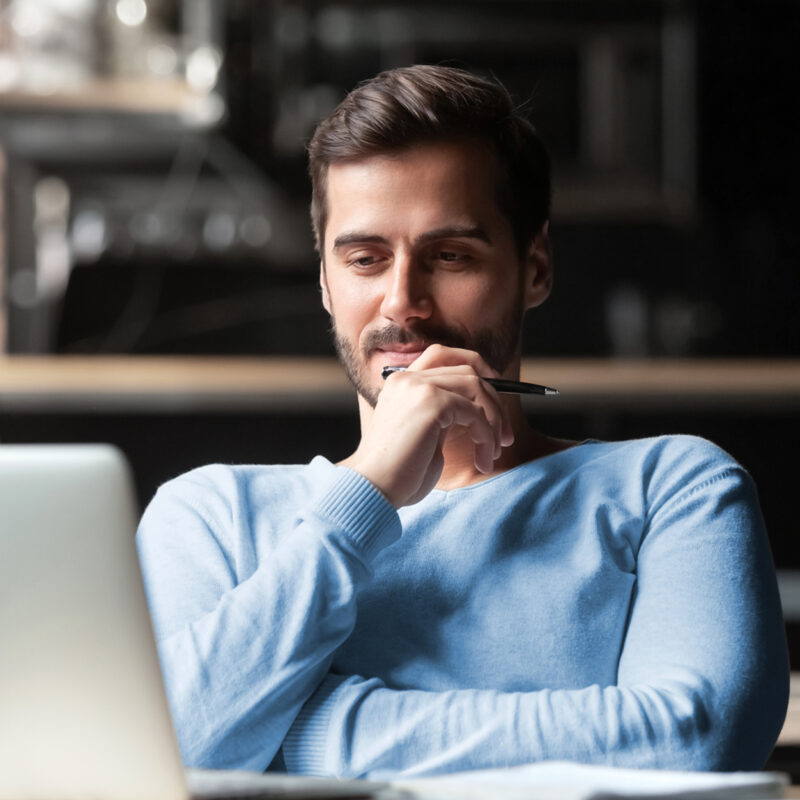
282, 669, 784, 778
137, 464, 401, 771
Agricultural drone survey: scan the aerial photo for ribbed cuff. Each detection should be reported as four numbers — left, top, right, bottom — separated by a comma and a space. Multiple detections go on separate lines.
282, 673, 350, 775
314, 467, 401, 562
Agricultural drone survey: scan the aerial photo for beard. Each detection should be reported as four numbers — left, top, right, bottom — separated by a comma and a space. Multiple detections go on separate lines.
331, 302, 524, 408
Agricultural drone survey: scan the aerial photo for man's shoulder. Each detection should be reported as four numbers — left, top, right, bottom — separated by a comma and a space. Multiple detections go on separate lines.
159, 456, 334, 495
575, 434, 740, 472
564, 434, 749, 503
587, 434, 754, 517
144, 456, 337, 525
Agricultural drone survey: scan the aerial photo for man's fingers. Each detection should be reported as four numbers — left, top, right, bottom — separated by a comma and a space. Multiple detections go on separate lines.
354, 349, 518, 506
409, 344, 497, 380
402, 343, 516, 449
396, 369, 511, 455
433, 395, 500, 473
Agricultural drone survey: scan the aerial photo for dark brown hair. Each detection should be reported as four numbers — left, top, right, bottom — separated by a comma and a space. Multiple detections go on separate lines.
308, 64, 551, 256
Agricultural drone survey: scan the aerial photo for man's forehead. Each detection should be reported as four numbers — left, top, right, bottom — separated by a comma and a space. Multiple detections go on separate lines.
323, 142, 503, 244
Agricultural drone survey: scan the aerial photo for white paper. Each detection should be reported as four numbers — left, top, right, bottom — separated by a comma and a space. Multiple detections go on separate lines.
391, 761, 789, 800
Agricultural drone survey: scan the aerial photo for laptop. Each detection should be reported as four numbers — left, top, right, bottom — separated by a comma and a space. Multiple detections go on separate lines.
0, 445, 386, 800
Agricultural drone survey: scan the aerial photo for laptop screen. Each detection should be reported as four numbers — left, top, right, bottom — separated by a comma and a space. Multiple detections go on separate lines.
0, 445, 187, 800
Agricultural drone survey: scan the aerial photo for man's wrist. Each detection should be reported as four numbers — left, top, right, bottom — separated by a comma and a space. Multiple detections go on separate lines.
315, 466, 401, 560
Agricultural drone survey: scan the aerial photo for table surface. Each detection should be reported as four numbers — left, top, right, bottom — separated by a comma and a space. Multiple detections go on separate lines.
0, 78, 213, 116
778, 674, 800, 748
1, 356, 799, 413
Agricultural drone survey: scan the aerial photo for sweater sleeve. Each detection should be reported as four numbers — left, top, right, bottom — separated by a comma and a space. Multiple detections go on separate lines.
136, 462, 400, 772
281, 454, 789, 778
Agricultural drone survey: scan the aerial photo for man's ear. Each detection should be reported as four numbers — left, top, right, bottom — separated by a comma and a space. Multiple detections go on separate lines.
319, 261, 331, 314
523, 221, 553, 310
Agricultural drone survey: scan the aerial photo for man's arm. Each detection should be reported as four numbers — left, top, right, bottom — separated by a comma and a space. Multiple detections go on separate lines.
136, 462, 400, 771
137, 347, 512, 772
280, 453, 789, 777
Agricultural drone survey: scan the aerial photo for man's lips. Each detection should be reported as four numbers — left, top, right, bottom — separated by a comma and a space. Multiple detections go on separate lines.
376, 342, 427, 354
373, 344, 427, 367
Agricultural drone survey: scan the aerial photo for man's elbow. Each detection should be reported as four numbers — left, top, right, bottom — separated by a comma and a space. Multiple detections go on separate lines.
662, 673, 788, 772
614, 669, 788, 772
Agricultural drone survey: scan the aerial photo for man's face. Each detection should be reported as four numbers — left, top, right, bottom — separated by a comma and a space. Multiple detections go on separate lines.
320, 140, 532, 407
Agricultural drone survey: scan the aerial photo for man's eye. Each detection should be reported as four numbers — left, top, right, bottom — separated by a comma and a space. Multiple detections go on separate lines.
349, 255, 378, 268
434, 251, 468, 264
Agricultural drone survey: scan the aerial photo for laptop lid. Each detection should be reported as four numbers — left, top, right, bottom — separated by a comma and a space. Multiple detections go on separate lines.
0, 444, 188, 800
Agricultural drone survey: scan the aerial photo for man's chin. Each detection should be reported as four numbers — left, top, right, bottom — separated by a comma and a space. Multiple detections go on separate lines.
352, 376, 381, 409
345, 360, 382, 409
355, 351, 418, 407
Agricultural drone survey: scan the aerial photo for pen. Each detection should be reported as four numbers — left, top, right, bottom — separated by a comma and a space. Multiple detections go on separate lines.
381, 366, 559, 396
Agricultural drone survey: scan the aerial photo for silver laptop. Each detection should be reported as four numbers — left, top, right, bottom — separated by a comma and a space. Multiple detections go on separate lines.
0, 445, 386, 800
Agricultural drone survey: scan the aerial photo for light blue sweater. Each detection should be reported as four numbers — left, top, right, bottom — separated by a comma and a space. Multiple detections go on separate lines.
136, 436, 788, 778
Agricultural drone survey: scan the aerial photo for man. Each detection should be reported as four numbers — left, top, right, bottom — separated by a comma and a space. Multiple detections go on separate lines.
137, 65, 788, 778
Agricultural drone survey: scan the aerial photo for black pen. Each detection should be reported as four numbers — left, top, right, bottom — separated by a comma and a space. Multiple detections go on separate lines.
381, 366, 559, 396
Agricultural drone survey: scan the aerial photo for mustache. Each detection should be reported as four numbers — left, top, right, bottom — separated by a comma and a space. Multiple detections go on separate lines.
363, 323, 469, 353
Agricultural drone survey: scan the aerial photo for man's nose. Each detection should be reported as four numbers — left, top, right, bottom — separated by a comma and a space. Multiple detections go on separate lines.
379, 256, 432, 324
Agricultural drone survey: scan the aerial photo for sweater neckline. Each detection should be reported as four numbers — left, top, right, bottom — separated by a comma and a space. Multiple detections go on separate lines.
426, 438, 598, 498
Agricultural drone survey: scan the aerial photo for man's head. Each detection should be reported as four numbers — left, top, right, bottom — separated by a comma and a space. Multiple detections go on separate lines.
309, 66, 553, 407
308, 64, 551, 259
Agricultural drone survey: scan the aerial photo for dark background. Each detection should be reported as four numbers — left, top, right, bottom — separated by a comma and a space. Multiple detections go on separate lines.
1, 1, 799, 551
36, 0, 799, 362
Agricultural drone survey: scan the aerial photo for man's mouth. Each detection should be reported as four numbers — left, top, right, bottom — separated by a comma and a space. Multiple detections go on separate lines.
363, 323, 467, 370
373, 342, 427, 367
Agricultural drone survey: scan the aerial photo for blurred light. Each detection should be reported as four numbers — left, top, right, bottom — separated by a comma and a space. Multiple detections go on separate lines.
116, 0, 147, 28
181, 92, 225, 127
10, 270, 38, 309
203, 211, 236, 251
50, 0, 95, 16
186, 46, 221, 93
34, 177, 70, 226
239, 214, 272, 248
316, 7, 356, 49
0, 54, 21, 91
32, 176, 72, 302
605, 285, 649, 358
11, 4, 44, 38
19, 61, 69, 95
36, 228, 72, 301
71, 209, 108, 262
147, 44, 178, 76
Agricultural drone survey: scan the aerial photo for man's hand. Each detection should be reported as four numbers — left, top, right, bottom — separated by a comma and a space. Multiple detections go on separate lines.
342, 346, 514, 507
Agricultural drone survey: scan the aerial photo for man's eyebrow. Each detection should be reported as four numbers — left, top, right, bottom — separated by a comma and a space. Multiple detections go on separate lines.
331, 226, 492, 252
331, 232, 389, 251
415, 226, 492, 245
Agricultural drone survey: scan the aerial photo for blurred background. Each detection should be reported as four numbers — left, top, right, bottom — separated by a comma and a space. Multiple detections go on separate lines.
1, 0, 800, 766
1, 0, 797, 359
0, 0, 798, 526
1, 0, 799, 518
